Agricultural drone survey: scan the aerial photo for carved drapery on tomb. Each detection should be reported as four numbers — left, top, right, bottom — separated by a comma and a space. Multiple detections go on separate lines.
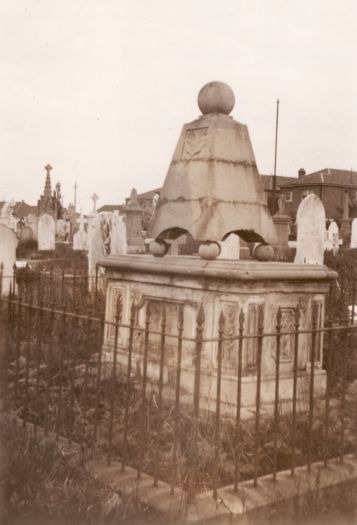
279, 308, 295, 362
245, 303, 264, 370
141, 299, 183, 363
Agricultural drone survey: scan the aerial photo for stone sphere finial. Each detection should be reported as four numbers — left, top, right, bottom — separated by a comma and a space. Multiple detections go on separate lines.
198, 81, 235, 115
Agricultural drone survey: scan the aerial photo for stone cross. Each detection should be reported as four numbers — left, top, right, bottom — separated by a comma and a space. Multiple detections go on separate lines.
294, 194, 325, 265
44, 163, 53, 175
90, 193, 99, 214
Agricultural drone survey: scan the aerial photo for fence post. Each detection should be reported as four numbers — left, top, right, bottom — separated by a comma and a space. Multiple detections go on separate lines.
291, 306, 300, 476
137, 301, 151, 479
170, 305, 184, 495
323, 319, 333, 467
272, 307, 282, 482
234, 308, 245, 492
122, 300, 136, 472
213, 311, 224, 500
188, 304, 204, 502
253, 304, 264, 488
107, 295, 122, 466
307, 301, 318, 472
154, 305, 167, 488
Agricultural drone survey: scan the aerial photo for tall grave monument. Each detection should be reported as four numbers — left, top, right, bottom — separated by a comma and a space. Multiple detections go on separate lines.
99, 82, 337, 413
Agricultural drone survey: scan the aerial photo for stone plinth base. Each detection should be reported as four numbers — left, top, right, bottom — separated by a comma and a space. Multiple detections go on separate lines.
99, 255, 336, 414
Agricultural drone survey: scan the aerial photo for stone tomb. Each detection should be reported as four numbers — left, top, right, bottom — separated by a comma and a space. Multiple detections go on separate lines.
100, 255, 336, 415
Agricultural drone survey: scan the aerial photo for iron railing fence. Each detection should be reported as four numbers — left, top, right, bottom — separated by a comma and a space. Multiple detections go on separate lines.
1, 276, 357, 502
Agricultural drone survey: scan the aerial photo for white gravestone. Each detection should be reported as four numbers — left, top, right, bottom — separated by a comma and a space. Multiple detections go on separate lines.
73, 214, 88, 251
88, 214, 104, 291
218, 233, 240, 259
0, 224, 17, 295
327, 221, 339, 254
294, 194, 325, 265
38, 214, 55, 250
351, 218, 357, 249
0, 200, 17, 231
110, 211, 128, 255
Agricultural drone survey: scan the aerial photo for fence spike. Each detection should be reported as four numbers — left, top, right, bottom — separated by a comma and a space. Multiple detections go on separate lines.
218, 310, 225, 331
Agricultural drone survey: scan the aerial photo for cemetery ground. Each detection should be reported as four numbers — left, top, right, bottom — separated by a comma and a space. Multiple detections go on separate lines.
1, 249, 357, 523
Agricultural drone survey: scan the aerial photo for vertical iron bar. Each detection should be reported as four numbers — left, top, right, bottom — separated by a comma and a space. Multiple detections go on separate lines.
122, 301, 136, 471
291, 306, 300, 476
23, 299, 33, 427
307, 303, 318, 472
60, 267, 65, 307
137, 302, 151, 479
272, 307, 282, 482
188, 304, 204, 502
56, 304, 67, 440
213, 312, 224, 500
14, 295, 22, 404
234, 309, 244, 492
107, 296, 122, 466
253, 305, 264, 487
72, 262, 76, 311
93, 313, 105, 450
82, 309, 92, 445
154, 306, 166, 487
323, 321, 333, 467
69, 306, 80, 444
170, 306, 183, 495
340, 327, 348, 463
34, 299, 44, 436
44, 300, 55, 437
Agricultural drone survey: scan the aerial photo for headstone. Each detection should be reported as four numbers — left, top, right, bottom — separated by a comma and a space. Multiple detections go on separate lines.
294, 194, 325, 265
351, 218, 357, 249
110, 211, 127, 255
327, 221, 339, 254
218, 233, 240, 259
19, 225, 34, 242
0, 200, 17, 231
26, 214, 38, 239
38, 213, 55, 250
73, 213, 88, 251
88, 214, 104, 290
0, 224, 17, 295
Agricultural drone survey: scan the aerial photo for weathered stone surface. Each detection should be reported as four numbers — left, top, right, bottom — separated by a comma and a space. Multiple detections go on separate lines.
294, 194, 325, 265
351, 218, 357, 249
151, 83, 277, 246
100, 255, 336, 414
218, 233, 240, 259
0, 224, 17, 295
110, 211, 127, 255
326, 221, 339, 254
38, 213, 55, 250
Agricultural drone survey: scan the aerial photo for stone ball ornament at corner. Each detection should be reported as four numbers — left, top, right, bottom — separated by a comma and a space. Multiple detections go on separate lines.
149, 81, 277, 260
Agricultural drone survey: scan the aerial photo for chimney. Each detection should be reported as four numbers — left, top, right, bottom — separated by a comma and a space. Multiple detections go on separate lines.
298, 168, 306, 179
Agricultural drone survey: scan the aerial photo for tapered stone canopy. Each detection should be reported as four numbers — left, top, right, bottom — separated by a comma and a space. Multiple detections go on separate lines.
151, 82, 277, 246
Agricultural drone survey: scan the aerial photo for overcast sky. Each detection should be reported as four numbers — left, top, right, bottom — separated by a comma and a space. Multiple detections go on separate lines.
1, 0, 357, 213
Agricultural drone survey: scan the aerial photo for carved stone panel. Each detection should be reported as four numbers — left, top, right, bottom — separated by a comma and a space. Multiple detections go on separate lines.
245, 303, 263, 369
182, 128, 208, 160
221, 303, 238, 371
280, 308, 295, 361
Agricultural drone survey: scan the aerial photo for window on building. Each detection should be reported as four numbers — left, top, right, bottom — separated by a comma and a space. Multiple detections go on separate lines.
301, 190, 313, 200
285, 191, 293, 202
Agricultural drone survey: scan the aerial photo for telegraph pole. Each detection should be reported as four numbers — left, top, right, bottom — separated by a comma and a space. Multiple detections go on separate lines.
74, 181, 77, 212
272, 99, 280, 215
